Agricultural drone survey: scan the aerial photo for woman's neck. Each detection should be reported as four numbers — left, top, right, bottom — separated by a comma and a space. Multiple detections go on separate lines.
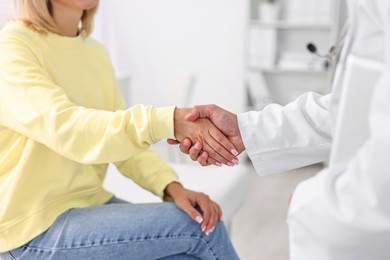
51, 2, 83, 37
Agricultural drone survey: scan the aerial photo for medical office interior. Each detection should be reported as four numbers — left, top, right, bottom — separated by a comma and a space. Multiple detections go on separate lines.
0, 0, 346, 259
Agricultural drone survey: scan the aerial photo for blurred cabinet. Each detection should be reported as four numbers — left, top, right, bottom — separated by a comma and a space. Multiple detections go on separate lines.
247, 0, 340, 105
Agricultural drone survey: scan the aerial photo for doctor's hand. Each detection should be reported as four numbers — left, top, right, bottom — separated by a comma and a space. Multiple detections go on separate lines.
169, 105, 245, 166
174, 107, 239, 166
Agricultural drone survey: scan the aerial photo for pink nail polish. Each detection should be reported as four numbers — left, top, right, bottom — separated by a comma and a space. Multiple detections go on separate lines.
195, 216, 203, 224
232, 159, 239, 165
227, 162, 234, 167
215, 162, 222, 167
231, 149, 239, 156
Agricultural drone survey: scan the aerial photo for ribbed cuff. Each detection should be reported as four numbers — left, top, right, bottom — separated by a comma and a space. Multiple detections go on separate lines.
150, 106, 176, 142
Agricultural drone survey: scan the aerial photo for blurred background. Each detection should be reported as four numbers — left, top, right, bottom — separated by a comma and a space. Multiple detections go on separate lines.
0, 0, 347, 259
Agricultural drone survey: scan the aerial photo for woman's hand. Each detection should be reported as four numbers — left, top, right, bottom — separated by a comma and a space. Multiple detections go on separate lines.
174, 107, 239, 166
164, 182, 222, 236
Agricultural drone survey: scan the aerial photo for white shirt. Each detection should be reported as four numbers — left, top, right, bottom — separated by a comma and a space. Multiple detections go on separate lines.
238, 0, 390, 258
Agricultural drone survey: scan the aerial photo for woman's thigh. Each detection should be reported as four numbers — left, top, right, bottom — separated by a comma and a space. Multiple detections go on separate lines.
7, 200, 238, 260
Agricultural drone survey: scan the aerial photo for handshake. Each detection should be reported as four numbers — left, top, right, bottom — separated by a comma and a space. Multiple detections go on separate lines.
170, 105, 245, 166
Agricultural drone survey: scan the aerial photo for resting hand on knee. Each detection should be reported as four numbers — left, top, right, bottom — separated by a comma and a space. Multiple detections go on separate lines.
164, 182, 222, 236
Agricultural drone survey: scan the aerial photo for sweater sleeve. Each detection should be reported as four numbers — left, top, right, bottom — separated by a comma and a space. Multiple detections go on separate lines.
110, 68, 179, 198
0, 35, 175, 164
114, 149, 179, 198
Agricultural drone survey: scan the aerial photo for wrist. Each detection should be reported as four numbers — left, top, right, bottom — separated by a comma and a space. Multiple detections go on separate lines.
174, 107, 191, 141
164, 181, 184, 200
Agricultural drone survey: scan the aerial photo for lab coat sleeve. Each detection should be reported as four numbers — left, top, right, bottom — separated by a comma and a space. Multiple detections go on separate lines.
287, 71, 390, 259
238, 92, 332, 176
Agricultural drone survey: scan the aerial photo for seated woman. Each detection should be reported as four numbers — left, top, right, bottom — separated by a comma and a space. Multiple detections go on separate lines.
0, 0, 240, 259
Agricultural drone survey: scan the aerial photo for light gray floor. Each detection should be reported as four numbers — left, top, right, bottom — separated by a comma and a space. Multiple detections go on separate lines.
230, 163, 323, 260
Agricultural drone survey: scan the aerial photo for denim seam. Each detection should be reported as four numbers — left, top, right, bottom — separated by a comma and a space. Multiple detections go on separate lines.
7, 251, 16, 260
22, 234, 216, 258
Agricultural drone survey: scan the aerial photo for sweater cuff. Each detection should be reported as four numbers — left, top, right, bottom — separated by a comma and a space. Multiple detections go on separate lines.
152, 170, 179, 198
150, 106, 176, 142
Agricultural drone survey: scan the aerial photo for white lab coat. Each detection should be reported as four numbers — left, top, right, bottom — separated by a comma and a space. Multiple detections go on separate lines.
237, 0, 390, 258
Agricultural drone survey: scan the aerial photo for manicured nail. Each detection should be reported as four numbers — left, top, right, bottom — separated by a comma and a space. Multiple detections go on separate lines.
184, 139, 191, 146
231, 149, 239, 156
206, 226, 215, 236
215, 162, 222, 167
209, 226, 215, 234
232, 159, 239, 165
195, 216, 203, 224
202, 226, 206, 232
194, 142, 202, 150
227, 162, 234, 167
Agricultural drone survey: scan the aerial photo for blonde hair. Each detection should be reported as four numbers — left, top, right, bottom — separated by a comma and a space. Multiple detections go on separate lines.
16, 0, 98, 36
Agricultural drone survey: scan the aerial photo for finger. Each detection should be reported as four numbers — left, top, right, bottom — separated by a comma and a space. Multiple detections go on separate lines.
195, 150, 222, 167
197, 195, 212, 234
209, 127, 239, 159
179, 200, 204, 225
207, 128, 239, 165
203, 156, 221, 167
189, 142, 203, 161
205, 203, 219, 235
203, 141, 234, 166
197, 152, 209, 166
167, 138, 180, 145
179, 138, 192, 154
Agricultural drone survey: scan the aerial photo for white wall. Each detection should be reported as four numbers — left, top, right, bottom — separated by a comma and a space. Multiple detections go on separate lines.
93, 0, 248, 113
0, 0, 17, 28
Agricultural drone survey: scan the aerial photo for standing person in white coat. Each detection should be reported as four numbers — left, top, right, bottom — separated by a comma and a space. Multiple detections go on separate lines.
168, 0, 390, 258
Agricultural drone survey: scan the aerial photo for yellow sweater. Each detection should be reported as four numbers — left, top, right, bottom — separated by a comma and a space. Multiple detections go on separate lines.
0, 21, 178, 252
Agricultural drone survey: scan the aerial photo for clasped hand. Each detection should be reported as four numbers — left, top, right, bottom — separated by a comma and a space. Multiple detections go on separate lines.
173, 106, 245, 166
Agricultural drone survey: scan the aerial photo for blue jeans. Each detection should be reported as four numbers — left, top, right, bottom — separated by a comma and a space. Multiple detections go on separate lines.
0, 197, 239, 259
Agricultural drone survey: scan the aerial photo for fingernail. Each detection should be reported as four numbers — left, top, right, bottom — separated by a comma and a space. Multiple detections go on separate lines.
210, 226, 215, 234
195, 216, 203, 224
231, 149, 239, 156
232, 159, 239, 165
184, 139, 191, 146
206, 226, 215, 236
202, 226, 206, 232
227, 162, 234, 167
215, 162, 222, 167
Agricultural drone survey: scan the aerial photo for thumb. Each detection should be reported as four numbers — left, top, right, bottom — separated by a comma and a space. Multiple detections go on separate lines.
184, 105, 212, 121
184, 110, 200, 122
